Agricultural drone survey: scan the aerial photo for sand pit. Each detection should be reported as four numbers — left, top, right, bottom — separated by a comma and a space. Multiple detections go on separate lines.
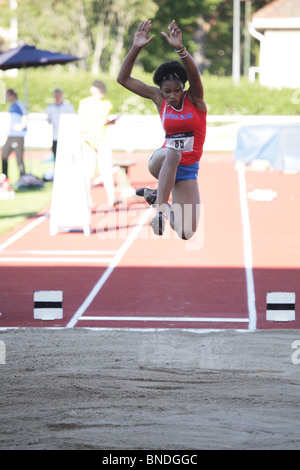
1, 328, 300, 450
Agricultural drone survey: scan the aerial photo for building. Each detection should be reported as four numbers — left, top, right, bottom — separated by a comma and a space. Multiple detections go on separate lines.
249, 0, 300, 89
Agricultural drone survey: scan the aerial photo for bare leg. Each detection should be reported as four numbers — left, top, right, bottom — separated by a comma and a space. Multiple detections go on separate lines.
170, 179, 200, 240
81, 142, 96, 208
148, 147, 181, 216
148, 148, 200, 239
96, 142, 115, 206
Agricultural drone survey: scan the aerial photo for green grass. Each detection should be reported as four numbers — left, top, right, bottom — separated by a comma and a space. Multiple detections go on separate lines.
1, 67, 299, 116
0, 153, 53, 235
201, 74, 300, 116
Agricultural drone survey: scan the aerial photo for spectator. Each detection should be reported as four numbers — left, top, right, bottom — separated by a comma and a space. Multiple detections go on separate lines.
78, 80, 117, 207
1, 89, 28, 180
46, 88, 75, 160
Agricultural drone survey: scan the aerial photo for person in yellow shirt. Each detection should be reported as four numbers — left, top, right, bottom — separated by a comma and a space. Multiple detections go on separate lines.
78, 81, 117, 207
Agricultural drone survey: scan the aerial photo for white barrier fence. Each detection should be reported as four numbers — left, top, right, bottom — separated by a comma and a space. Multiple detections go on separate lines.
1, 112, 300, 153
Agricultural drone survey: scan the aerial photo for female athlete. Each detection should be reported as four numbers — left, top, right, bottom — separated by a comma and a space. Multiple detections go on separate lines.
117, 20, 207, 239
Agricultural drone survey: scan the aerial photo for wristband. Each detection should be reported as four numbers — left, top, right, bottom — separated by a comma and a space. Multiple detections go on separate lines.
175, 46, 188, 59
178, 51, 189, 59
174, 46, 185, 53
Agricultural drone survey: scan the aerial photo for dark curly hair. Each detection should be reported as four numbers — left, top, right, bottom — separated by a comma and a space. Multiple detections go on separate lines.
153, 61, 188, 87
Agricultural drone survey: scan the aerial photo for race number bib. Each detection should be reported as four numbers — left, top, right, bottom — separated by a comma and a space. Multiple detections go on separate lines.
165, 132, 194, 153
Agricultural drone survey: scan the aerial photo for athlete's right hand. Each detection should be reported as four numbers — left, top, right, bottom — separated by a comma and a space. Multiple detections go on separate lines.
133, 20, 155, 48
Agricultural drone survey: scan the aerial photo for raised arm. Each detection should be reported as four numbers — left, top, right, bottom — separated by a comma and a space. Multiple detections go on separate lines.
161, 20, 207, 112
117, 21, 162, 108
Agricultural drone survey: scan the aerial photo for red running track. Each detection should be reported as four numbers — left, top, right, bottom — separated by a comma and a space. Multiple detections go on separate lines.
0, 151, 299, 330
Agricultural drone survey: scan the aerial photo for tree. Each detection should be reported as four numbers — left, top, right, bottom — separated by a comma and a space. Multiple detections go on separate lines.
90, 0, 157, 76
0, 0, 157, 74
0, 0, 275, 76
201, 0, 275, 75
135, 0, 202, 72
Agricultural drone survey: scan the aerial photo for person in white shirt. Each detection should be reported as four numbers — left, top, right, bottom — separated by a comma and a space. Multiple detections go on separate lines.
46, 88, 75, 159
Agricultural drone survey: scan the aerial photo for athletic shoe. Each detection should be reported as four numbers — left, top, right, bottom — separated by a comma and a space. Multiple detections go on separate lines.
135, 187, 157, 205
150, 212, 165, 236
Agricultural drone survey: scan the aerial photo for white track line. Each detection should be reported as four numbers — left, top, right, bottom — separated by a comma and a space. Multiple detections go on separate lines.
0, 250, 116, 263
0, 213, 49, 252
78, 316, 249, 323
0, 257, 114, 263
3, 250, 116, 255
66, 207, 152, 328
237, 165, 257, 330
0, 250, 115, 264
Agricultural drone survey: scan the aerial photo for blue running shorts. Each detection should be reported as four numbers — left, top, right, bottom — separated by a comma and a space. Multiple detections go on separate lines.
175, 161, 199, 182
150, 150, 199, 182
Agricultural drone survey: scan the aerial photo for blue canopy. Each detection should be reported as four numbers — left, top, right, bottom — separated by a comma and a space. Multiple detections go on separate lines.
0, 44, 81, 70
0, 44, 82, 109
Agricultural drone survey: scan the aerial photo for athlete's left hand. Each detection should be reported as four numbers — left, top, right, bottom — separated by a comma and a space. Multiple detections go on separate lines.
161, 20, 183, 50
